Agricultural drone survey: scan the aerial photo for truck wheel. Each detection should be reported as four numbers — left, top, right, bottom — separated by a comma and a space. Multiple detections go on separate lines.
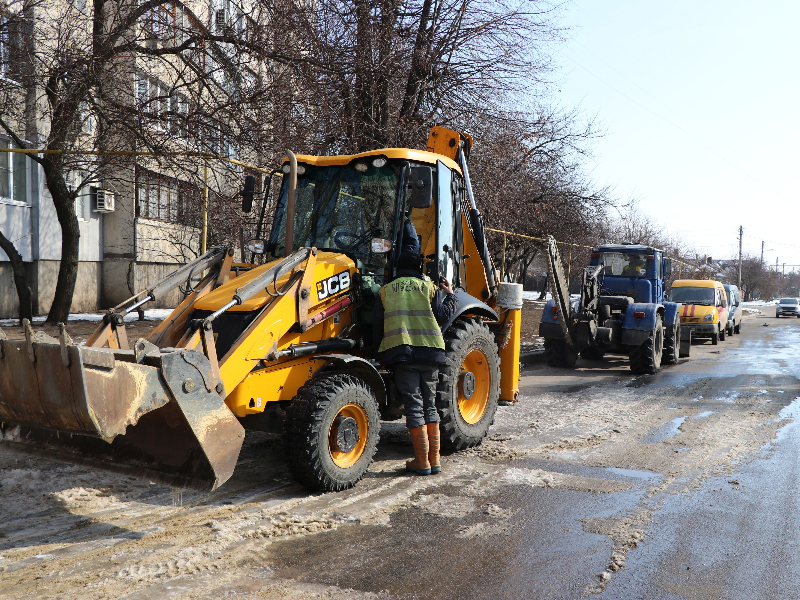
630, 316, 664, 374
662, 322, 679, 365
711, 325, 719, 345
580, 346, 606, 361
437, 317, 500, 451
734, 321, 741, 334
543, 338, 579, 368
719, 325, 726, 341
283, 373, 380, 492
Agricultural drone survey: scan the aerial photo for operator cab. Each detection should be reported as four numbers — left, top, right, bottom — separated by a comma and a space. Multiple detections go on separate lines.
261, 151, 466, 290
590, 244, 671, 304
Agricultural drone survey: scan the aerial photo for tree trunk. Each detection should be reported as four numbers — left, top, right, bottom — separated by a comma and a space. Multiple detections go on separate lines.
0, 230, 33, 324
42, 156, 80, 324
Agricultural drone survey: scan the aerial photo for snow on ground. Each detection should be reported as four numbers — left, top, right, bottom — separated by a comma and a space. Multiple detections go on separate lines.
0, 308, 174, 326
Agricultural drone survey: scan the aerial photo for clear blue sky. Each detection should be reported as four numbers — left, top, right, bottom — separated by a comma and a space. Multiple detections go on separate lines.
556, 0, 800, 272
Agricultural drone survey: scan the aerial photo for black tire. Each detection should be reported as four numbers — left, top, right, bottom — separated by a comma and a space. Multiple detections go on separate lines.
580, 346, 606, 361
734, 321, 741, 334
630, 315, 664, 374
662, 322, 679, 365
437, 317, 500, 451
283, 373, 380, 492
719, 324, 726, 341
712, 325, 719, 345
543, 338, 579, 368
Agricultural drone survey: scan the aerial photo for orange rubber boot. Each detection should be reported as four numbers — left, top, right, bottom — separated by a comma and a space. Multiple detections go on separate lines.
406, 426, 431, 475
426, 423, 441, 474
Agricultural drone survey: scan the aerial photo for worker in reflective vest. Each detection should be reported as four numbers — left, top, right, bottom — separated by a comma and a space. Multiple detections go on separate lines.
374, 219, 457, 475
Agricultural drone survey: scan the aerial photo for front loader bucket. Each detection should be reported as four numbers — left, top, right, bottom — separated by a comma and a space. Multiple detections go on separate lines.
0, 336, 244, 491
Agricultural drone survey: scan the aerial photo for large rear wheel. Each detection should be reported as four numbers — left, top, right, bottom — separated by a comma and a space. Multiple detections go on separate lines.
437, 318, 500, 451
543, 338, 579, 368
283, 373, 380, 492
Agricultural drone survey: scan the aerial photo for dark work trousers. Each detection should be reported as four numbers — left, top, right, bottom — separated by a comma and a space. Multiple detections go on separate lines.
393, 363, 441, 429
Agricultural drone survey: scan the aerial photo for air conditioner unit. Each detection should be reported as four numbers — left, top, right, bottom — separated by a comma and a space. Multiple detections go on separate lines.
95, 189, 115, 213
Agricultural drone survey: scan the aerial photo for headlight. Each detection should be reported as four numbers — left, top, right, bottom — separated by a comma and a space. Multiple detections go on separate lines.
703, 313, 714, 322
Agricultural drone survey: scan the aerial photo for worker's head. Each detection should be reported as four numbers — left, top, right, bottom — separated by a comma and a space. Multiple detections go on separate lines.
398, 252, 422, 272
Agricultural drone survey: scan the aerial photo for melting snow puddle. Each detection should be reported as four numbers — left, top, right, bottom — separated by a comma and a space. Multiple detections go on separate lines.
693, 396, 703, 402
642, 417, 686, 444
605, 467, 661, 481
694, 411, 715, 420
776, 397, 800, 442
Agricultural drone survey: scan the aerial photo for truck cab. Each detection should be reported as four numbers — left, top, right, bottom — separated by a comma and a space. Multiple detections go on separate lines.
588, 244, 670, 303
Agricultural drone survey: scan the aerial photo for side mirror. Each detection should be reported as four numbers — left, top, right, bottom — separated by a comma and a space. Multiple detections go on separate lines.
247, 239, 266, 254
410, 166, 432, 209
241, 175, 256, 213
663, 258, 672, 278
371, 238, 392, 254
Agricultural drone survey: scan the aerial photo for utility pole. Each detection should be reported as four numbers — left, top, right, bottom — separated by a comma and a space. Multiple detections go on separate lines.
738, 226, 743, 288
761, 240, 765, 266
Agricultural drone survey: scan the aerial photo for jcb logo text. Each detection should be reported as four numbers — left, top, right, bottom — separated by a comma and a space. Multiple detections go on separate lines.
317, 271, 351, 300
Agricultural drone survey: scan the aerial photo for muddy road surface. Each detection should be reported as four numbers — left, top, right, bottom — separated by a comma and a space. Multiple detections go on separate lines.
2, 309, 800, 599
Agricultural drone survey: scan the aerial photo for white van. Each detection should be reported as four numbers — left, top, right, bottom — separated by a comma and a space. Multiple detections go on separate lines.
723, 284, 743, 334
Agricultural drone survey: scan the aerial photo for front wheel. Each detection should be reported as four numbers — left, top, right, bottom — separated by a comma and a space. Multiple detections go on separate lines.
712, 325, 719, 345
437, 317, 500, 451
630, 316, 664, 374
544, 338, 579, 368
662, 322, 679, 365
719, 324, 726, 341
284, 373, 380, 492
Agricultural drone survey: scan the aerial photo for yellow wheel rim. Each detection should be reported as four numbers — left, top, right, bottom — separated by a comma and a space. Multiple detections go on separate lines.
328, 403, 369, 468
458, 349, 490, 424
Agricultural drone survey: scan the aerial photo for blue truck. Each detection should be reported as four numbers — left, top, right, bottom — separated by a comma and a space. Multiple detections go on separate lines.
538, 237, 688, 374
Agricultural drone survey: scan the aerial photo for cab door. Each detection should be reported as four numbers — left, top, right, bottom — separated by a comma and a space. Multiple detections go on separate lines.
435, 161, 457, 284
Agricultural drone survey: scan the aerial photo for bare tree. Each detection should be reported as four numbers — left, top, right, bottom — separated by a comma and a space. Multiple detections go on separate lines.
0, 0, 313, 322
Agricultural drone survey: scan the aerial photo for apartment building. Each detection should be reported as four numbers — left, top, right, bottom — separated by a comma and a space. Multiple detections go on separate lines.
0, 0, 260, 318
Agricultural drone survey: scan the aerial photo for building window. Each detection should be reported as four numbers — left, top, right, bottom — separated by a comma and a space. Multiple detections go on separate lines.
135, 166, 198, 224
68, 169, 91, 221
143, 2, 176, 40
0, 138, 27, 205
0, 12, 24, 82
135, 72, 189, 137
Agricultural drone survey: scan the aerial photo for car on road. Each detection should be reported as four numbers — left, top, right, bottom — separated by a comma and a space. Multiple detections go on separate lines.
776, 298, 800, 318
670, 279, 729, 345
724, 284, 743, 334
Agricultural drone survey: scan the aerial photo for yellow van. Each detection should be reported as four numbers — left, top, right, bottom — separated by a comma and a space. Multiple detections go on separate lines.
669, 279, 729, 345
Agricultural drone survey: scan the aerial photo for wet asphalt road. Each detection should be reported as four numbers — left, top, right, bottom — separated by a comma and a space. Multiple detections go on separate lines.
267, 311, 800, 599
3, 310, 799, 600
596, 313, 800, 600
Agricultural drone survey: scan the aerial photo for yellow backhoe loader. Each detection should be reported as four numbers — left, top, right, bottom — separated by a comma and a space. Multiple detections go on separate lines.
0, 127, 522, 492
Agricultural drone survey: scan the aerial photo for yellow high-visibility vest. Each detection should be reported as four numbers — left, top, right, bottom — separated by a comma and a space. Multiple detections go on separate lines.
378, 277, 445, 352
